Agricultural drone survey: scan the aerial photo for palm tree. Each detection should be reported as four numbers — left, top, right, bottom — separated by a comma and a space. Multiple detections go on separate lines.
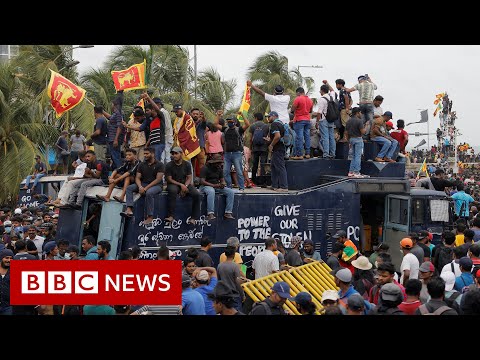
196, 67, 237, 113
246, 50, 314, 115
0, 61, 59, 205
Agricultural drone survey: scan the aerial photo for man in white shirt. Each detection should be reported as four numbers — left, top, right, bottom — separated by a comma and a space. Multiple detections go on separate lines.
52, 151, 88, 206
440, 247, 463, 277
399, 238, 419, 285
252, 238, 280, 279
24, 225, 45, 259
317, 82, 337, 159
247, 80, 290, 124
154, 98, 174, 166
373, 95, 384, 118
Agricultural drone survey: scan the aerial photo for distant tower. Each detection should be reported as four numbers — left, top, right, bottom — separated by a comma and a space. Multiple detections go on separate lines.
0, 45, 19, 62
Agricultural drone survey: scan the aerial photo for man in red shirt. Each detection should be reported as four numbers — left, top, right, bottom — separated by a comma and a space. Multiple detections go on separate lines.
398, 278, 422, 315
369, 262, 407, 305
390, 119, 409, 154
290, 87, 313, 160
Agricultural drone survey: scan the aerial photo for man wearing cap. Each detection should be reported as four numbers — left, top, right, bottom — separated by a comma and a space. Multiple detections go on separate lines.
369, 242, 389, 267
370, 112, 398, 163
54, 130, 70, 175
249, 113, 269, 187
266, 111, 288, 192
327, 242, 344, 270
302, 239, 321, 263
248, 80, 290, 125
333, 267, 373, 314
454, 256, 474, 292
165, 146, 200, 224
199, 153, 235, 220
172, 103, 201, 161
23, 155, 47, 191
321, 289, 340, 310
43, 241, 59, 260
292, 291, 316, 315
291, 87, 313, 160
121, 146, 165, 225
249, 281, 292, 315
0, 249, 13, 315
332, 230, 357, 252
441, 272, 462, 312
345, 107, 367, 177
390, 119, 409, 154
415, 171, 435, 190
222, 115, 247, 191
192, 267, 218, 315
418, 261, 435, 303
285, 236, 303, 267
335, 79, 353, 142
346, 74, 378, 127
400, 238, 420, 285
181, 273, 206, 315
346, 293, 365, 315
417, 230, 432, 262
370, 282, 405, 315
207, 280, 245, 315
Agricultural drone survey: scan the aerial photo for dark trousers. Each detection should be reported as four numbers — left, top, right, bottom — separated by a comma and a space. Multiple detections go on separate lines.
270, 150, 288, 189
252, 151, 268, 184
167, 184, 201, 219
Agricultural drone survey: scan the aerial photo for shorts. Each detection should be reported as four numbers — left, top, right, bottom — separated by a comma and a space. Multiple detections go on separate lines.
340, 109, 349, 127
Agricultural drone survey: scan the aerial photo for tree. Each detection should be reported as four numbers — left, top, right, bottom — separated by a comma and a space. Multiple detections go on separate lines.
196, 67, 237, 113
246, 51, 314, 115
0, 61, 59, 205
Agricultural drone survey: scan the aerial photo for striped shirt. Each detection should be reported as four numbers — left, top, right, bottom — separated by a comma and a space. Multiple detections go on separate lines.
252, 249, 279, 279
149, 115, 165, 145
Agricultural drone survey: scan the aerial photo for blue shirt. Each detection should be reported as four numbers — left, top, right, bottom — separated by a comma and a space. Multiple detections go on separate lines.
93, 117, 108, 145
194, 277, 218, 315
84, 247, 99, 260
454, 272, 474, 292
108, 92, 125, 143
182, 288, 206, 315
196, 121, 207, 148
451, 191, 474, 217
473, 229, 480, 242
338, 285, 373, 315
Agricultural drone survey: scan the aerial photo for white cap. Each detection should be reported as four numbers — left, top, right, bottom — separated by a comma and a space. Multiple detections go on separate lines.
441, 271, 456, 291
14, 208, 22, 215
321, 289, 340, 303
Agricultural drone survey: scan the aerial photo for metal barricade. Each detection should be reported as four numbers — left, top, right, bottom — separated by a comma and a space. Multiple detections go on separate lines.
241, 261, 339, 315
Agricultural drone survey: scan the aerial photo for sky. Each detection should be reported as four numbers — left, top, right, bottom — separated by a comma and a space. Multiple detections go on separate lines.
74, 45, 479, 149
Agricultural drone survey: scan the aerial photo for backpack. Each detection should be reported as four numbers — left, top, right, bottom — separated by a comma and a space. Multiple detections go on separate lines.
436, 247, 454, 271
252, 125, 267, 146
444, 291, 462, 308
250, 301, 272, 315
224, 126, 244, 152
418, 304, 451, 315
273, 119, 292, 147
322, 95, 340, 123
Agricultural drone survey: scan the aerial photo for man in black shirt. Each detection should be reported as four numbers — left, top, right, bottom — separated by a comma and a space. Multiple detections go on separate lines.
165, 147, 200, 224
223, 116, 246, 191
121, 146, 164, 225
431, 169, 456, 192
267, 111, 288, 192
249, 281, 292, 315
97, 148, 139, 203
249, 113, 269, 187
65, 150, 109, 210
199, 153, 235, 220
346, 107, 367, 178
23, 155, 47, 191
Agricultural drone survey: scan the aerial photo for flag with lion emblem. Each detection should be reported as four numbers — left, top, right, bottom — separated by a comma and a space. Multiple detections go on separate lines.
47, 70, 86, 118
111, 60, 146, 92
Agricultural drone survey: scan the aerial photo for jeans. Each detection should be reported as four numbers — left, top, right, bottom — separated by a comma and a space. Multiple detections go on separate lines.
293, 120, 311, 157
108, 142, 122, 169
360, 103, 374, 125
372, 137, 398, 159
224, 152, 244, 190
349, 137, 364, 173
126, 182, 163, 217
25, 173, 46, 189
319, 120, 336, 158
75, 179, 104, 206
271, 150, 288, 189
251, 151, 268, 184
166, 184, 200, 219
151, 143, 166, 163
199, 185, 235, 214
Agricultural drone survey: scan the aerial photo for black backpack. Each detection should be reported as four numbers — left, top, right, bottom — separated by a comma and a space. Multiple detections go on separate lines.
252, 125, 266, 146
437, 247, 454, 271
322, 95, 340, 123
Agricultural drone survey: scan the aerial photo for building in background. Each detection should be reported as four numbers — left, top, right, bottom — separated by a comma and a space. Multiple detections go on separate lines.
0, 45, 19, 62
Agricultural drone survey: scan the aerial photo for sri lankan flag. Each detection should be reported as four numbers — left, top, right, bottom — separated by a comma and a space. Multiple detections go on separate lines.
47, 70, 86, 118
417, 158, 429, 178
237, 83, 251, 123
129, 99, 145, 121
111, 60, 146, 92
433, 102, 442, 117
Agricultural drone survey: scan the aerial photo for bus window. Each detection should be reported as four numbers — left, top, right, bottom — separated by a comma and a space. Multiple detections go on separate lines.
388, 198, 408, 225
411, 199, 424, 224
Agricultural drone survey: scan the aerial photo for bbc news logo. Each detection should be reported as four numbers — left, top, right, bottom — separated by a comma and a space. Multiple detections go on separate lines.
10, 261, 182, 305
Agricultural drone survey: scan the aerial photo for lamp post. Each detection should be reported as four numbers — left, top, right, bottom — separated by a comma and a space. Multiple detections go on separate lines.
52, 45, 94, 64
58, 60, 80, 73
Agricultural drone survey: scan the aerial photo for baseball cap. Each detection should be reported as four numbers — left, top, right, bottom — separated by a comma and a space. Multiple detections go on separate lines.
334, 268, 352, 283
172, 104, 182, 111
347, 293, 365, 311
14, 208, 22, 215
3, 220, 11, 227
321, 289, 339, 303
440, 271, 456, 291
195, 270, 209, 282
274, 85, 284, 94
418, 230, 430, 239
332, 230, 347, 239
419, 261, 435, 273
170, 146, 183, 154
383, 111, 393, 119
380, 283, 402, 302
358, 75, 367, 81
385, 121, 394, 128
44, 241, 57, 254
292, 291, 312, 306
476, 269, 480, 279
268, 111, 279, 118
400, 238, 413, 249
459, 256, 473, 270
271, 281, 293, 299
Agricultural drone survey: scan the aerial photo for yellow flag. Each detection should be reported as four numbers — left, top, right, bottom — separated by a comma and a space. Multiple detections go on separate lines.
129, 99, 145, 121
417, 158, 429, 178
111, 60, 146, 92
237, 83, 251, 123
